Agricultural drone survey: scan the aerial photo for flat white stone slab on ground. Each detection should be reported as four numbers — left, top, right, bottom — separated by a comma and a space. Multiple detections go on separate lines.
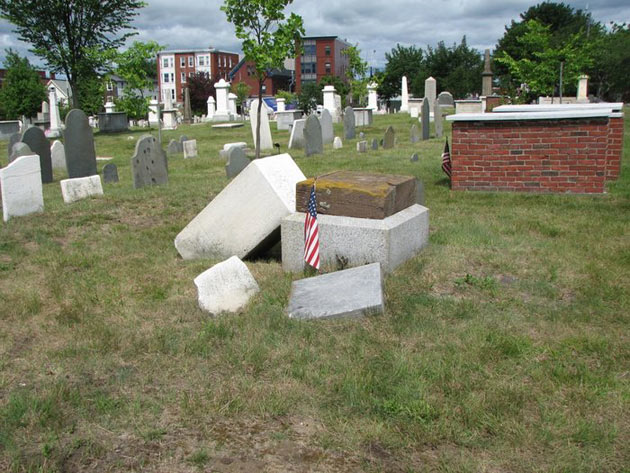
287, 263, 384, 320
0, 154, 44, 222
194, 256, 260, 315
223, 142, 247, 151
212, 123, 244, 129
183, 139, 198, 159
175, 153, 306, 260
60, 175, 103, 204
282, 204, 429, 273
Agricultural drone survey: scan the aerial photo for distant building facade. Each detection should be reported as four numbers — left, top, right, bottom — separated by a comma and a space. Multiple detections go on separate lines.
295, 36, 351, 93
157, 48, 240, 104
229, 58, 293, 97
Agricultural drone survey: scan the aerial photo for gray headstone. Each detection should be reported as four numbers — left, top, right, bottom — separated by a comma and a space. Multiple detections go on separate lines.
410, 124, 419, 143
102, 163, 119, 183
434, 99, 443, 138
371, 138, 378, 150
225, 146, 251, 179
410, 153, 418, 162
183, 87, 192, 124
167, 139, 182, 155
343, 106, 355, 140
320, 109, 334, 144
287, 263, 385, 320
421, 97, 430, 140
416, 179, 425, 206
383, 126, 395, 149
179, 135, 188, 144
379, 139, 384, 146
64, 109, 97, 179
303, 114, 323, 157
356, 140, 367, 153
9, 142, 33, 163
438, 91, 454, 106
7, 132, 20, 159
21, 127, 52, 183
131, 135, 168, 189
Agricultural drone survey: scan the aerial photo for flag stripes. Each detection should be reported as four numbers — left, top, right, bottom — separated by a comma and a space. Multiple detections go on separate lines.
304, 184, 320, 269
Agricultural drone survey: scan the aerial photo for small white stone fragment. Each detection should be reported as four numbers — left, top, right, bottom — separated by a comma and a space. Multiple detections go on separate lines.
60, 175, 103, 204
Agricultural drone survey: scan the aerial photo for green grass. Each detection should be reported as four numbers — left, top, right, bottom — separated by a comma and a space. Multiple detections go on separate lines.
0, 111, 629, 472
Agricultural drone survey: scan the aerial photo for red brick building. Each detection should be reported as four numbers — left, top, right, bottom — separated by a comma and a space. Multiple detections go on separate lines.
295, 36, 351, 93
229, 58, 292, 97
157, 48, 239, 104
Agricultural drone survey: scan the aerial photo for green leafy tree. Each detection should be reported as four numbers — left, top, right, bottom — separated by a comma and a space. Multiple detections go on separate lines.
588, 23, 630, 101
232, 81, 251, 114
275, 89, 296, 104
0, 0, 145, 109
0, 50, 46, 119
297, 81, 321, 115
379, 44, 424, 102
342, 44, 368, 106
222, 0, 304, 158
188, 72, 216, 115
496, 19, 593, 101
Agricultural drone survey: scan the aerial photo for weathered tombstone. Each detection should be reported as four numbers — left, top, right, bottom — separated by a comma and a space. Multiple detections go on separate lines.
225, 145, 251, 179
410, 153, 419, 162
131, 135, 168, 189
179, 135, 189, 144
438, 91, 454, 107
64, 109, 97, 179
9, 143, 33, 163
434, 99, 443, 138
333, 137, 343, 149
50, 140, 66, 171
249, 99, 273, 151
383, 126, 395, 149
288, 119, 306, 149
60, 175, 103, 203
303, 115, 323, 157
183, 139, 198, 159
7, 132, 20, 159
425, 76, 437, 112
356, 141, 368, 153
102, 163, 119, 183
421, 97, 430, 140
410, 124, 419, 143
167, 139, 182, 155
371, 138, 378, 150
0, 154, 44, 221
320, 109, 334, 144
343, 106, 355, 140
359, 132, 365, 140
21, 127, 52, 183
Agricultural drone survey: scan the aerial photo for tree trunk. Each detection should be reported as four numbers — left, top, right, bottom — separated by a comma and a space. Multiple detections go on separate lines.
68, 77, 80, 109
256, 80, 263, 159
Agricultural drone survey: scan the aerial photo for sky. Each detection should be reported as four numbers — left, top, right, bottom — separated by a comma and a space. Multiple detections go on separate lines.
0, 0, 629, 71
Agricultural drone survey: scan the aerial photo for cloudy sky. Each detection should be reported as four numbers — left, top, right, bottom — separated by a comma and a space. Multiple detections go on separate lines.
1, 0, 629, 70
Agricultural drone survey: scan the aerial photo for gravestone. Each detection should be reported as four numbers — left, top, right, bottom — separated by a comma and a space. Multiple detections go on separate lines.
9, 143, 33, 163
7, 132, 20, 159
333, 137, 343, 149
225, 146, 250, 179
60, 175, 103, 204
287, 263, 384, 320
359, 132, 365, 140
249, 99, 273, 151
371, 139, 378, 150
64, 109, 97, 179
167, 139, 182, 155
102, 163, 119, 183
410, 153, 419, 162
410, 124, 419, 143
183, 87, 193, 124
131, 135, 168, 189
343, 106, 355, 140
383, 126, 395, 149
0, 155, 44, 222
21, 126, 52, 183
183, 139, 198, 159
320, 109, 334, 144
425, 76, 437, 112
50, 140, 66, 171
434, 99, 443, 138
288, 119, 306, 149
438, 91, 454, 107
356, 141, 367, 153
303, 115, 323, 157
421, 97, 430, 140
179, 135, 189, 144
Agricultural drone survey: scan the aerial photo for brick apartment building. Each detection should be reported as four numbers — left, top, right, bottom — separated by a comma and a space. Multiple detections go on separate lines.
228, 58, 293, 97
157, 48, 239, 104
295, 36, 351, 93
0, 69, 55, 88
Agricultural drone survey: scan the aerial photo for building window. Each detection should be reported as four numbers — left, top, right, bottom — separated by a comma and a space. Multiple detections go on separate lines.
180, 57, 186, 67
171, 89, 175, 100
303, 41, 316, 56
325, 45, 331, 56
188, 56, 194, 67
181, 72, 186, 83
170, 58, 174, 68
325, 62, 331, 74
198, 56, 204, 66
170, 73, 174, 83
106, 81, 113, 91
301, 62, 316, 74
163, 73, 169, 83
163, 58, 169, 68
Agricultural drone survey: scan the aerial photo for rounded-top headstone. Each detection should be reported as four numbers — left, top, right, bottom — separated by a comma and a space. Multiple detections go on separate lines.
64, 109, 97, 179
131, 134, 168, 189
9, 142, 33, 163
343, 106, 355, 140
102, 163, 119, 184
7, 132, 21, 160
21, 126, 53, 183
303, 114, 323, 157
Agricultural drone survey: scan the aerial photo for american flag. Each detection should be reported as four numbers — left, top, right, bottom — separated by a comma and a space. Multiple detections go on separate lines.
441, 138, 452, 179
304, 183, 320, 270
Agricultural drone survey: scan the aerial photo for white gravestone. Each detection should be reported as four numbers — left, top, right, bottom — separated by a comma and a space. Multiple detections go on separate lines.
276, 97, 286, 112
214, 79, 231, 120
228, 93, 238, 116
50, 140, 66, 171
60, 175, 103, 204
183, 139, 198, 159
206, 96, 216, 120
0, 154, 44, 221
367, 82, 378, 111
322, 85, 340, 123
333, 137, 343, 149
288, 119, 306, 149
249, 99, 273, 151
425, 76, 437, 113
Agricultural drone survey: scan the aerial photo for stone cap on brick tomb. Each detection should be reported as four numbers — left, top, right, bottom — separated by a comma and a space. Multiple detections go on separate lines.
446, 110, 612, 122
493, 103, 623, 114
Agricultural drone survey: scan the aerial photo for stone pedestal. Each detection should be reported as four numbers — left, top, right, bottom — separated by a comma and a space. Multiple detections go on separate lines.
206, 96, 216, 121
228, 93, 238, 117
322, 85, 340, 123
148, 100, 159, 126
162, 110, 178, 130
577, 75, 589, 103
214, 79, 232, 121
105, 101, 116, 114
367, 82, 378, 111
276, 97, 286, 112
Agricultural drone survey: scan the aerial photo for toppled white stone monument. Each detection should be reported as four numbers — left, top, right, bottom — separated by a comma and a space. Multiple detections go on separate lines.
60, 175, 104, 204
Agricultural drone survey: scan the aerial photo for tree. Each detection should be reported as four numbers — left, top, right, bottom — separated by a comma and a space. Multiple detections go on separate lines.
0, 0, 145, 109
232, 81, 251, 114
379, 44, 424, 101
496, 19, 593, 101
222, 0, 304, 158
0, 50, 46, 119
297, 81, 321, 115
188, 72, 216, 115
588, 23, 630, 101
342, 44, 368, 106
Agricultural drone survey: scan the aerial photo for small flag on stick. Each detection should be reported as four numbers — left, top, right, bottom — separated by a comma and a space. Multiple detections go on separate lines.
304, 183, 321, 270
441, 138, 452, 179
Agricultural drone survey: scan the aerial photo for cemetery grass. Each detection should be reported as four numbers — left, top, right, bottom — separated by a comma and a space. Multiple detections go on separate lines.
0, 112, 629, 473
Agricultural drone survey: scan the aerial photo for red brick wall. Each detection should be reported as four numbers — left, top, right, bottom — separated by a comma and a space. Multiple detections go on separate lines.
451, 118, 611, 194
231, 61, 275, 97
606, 116, 624, 180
